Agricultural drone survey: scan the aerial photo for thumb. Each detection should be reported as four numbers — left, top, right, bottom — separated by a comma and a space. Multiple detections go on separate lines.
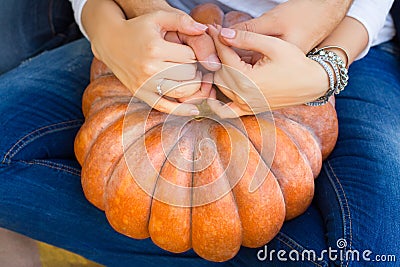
178, 33, 221, 71
219, 28, 284, 59
230, 16, 280, 36
155, 11, 208, 36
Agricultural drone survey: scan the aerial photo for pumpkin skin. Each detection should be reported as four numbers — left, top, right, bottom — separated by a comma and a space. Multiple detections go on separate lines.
75, 4, 338, 262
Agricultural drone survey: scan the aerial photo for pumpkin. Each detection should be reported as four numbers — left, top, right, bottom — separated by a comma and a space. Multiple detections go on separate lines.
75, 3, 338, 262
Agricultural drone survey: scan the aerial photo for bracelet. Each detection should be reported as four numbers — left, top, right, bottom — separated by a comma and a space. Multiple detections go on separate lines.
311, 45, 350, 68
314, 48, 349, 94
305, 56, 336, 106
305, 47, 349, 106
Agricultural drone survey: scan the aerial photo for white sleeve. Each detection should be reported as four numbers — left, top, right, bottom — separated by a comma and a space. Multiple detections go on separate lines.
346, 0, 394, 59
69, 0, 89, 39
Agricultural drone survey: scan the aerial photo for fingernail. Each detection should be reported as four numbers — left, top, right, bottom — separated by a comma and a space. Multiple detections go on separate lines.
221, 28, 236, 39
206, 54, 220, 64
193, 22, 208, 31
190, 109, 200, 116
205, 54, 221, 70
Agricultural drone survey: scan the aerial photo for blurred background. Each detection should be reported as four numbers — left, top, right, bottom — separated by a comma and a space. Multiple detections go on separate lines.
0, 228, 103, 267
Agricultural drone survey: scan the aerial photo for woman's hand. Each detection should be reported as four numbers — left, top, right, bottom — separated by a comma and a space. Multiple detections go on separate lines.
207, 26, 329, 118
82, 0, 211, 116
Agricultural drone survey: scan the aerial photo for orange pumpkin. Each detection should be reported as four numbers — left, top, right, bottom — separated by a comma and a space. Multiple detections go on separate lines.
75, 4, 338, 262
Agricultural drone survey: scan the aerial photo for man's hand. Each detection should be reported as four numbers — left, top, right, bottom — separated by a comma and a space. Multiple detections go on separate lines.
230, 0, 353, 53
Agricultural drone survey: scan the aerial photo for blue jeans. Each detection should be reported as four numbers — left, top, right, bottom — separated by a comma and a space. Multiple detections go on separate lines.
0, 0, 81, 74
0, 1, 399, 266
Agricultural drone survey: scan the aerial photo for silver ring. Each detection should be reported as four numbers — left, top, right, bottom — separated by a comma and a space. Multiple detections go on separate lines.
156, 79, 165, 96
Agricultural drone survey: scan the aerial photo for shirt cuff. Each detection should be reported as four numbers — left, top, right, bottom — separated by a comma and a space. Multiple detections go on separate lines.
71, 0, 89, 39
346, 0, 394, 60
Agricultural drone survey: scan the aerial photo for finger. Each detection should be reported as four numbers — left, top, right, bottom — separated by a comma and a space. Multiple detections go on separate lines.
213, 74, 236, 101
200, 72, 214, 96
229, 17, 262, 34
207, 90, 245, 119
219, 27, 285, 59
208, 25, 247, 70
178, 72, 214, 104
156, 62, 197, 81
161, 32, 201, 63
164, 31, 182, 44
158, 39, 197, 63
162, 71, 202, 98
136, 90, 200, 116
155, 11, 208, 36
232, 47, 256, 64
178, 32, 221, 71
219, 12, 255, 47
231, 16, 282, 37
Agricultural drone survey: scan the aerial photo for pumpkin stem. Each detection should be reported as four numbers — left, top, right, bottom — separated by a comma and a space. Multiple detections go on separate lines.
194, 100, 214, 120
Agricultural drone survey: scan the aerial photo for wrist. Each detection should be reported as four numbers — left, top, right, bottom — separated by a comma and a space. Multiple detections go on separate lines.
309, 57, 331, 98
114, 0, 175, 18
82, 0, 126, 58
82, 0, 125, 37
305, 47, 349, 106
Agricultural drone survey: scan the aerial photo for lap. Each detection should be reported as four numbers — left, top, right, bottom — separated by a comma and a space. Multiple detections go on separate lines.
314, 41, 400, 266
0, 38, 399, 266
0, 0, 81, 74
0, 38, 92, 163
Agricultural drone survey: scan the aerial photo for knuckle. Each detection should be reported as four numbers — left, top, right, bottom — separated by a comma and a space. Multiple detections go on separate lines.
243, 21, 256, 33
146, 40, 161, 58
240, 30, 252, 42
178, 13, 192, 27
142, 62, 157, 76
171, 86, 189, 98
152, 10, 166, 18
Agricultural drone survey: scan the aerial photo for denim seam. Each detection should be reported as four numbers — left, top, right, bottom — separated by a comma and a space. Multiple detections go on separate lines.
21, 159, 81, 177
1, 120, 83, 164
274, 232, 328, 267
324, 161, 353, 267
48, 0, 56, 36
30, 159, 81, 176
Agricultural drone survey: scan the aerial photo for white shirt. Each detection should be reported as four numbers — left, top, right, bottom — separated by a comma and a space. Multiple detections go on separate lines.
70, 0, 395, 60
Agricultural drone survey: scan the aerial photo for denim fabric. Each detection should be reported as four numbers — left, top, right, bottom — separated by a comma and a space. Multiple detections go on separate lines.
0, 0, 81, 74
0, 2, 399, 266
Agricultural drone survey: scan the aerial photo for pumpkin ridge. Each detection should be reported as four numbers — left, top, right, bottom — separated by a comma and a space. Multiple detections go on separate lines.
104, 113, 174, 192
86, 96, 132, 118
222, 118, 275, 175
272, 114, 322, 178
220, 118, 285, 199
145, 120, 194, 218
82, 75, 131, 116
75, 103, 129, 165
273, 112, 323, 150
191, 139, 242, 261
113, 123, 177, 237
148, 129, 195, 253
274, 103, 338, 159
269, 127, 314, 220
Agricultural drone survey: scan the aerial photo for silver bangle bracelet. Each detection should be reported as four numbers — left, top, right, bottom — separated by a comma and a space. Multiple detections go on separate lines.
305, 56, 336, 106
305, 47, 350, 106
